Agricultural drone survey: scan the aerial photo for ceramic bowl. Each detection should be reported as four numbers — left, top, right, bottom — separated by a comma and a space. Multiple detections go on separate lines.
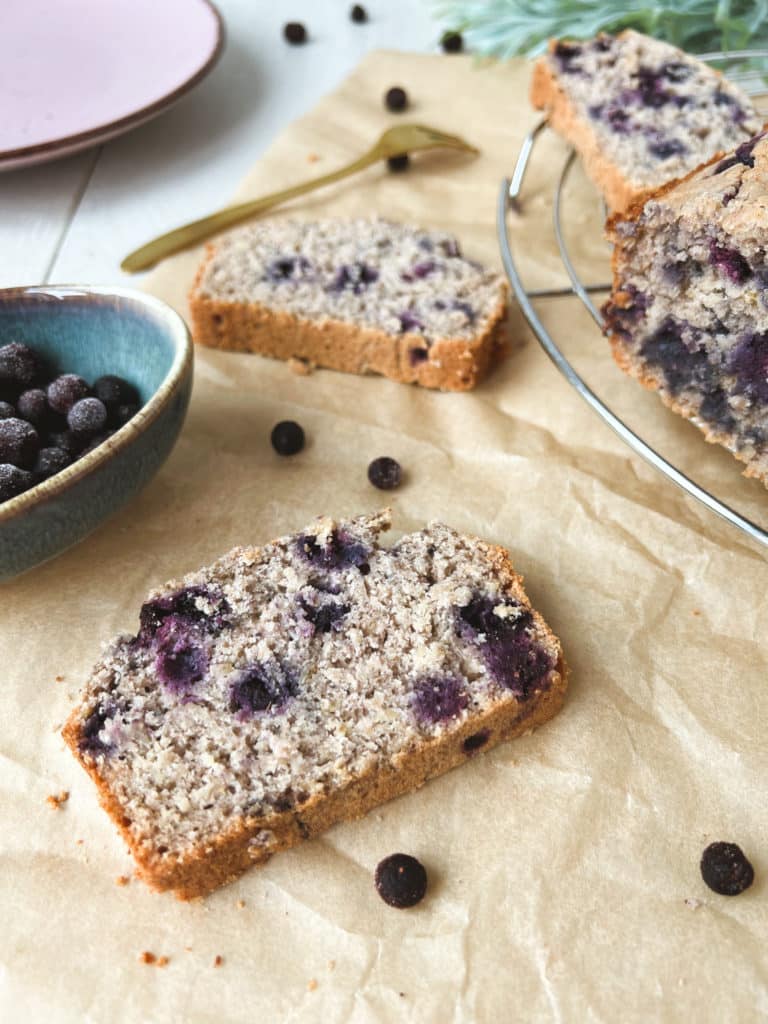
0, 285, 193, 581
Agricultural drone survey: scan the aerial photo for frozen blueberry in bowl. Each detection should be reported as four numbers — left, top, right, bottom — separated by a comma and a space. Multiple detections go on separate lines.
0, 285, 193, 581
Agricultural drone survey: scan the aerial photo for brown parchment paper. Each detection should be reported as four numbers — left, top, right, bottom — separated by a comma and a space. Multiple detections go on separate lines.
3, 51, 768, 1023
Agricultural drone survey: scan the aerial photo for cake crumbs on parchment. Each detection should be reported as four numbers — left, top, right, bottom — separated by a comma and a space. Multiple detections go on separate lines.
157, 956, 169, 968
327, 960, 336, 971
306, 152, 322, 163
288, 356, 315, 376
55, 674, 65, 682
213, 955, 224, 968
236, 899, 246, 909
116, 875, 130, 887
76, 838, 84, 845
140, 951, 169, 966
685, 897, 702, 910
307, 979, 318, 992
185, 946, 193, 952
692, 609, 701, 616
46, 791, 69, 810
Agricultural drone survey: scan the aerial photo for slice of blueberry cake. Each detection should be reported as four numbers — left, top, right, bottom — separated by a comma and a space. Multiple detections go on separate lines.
604, 129, 768, 485
530, 30, 762, 213
188, 218, 508, 391
63, 511, 566, 899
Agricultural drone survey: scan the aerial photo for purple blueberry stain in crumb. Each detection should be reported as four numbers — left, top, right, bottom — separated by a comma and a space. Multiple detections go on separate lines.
456, 595, 554, 698
298, 593, 350, 634
229, 661, 298, 715
463, 729, 490, 753
398, 310, 424, 334
330, 262, 379, 294
440, 238, 461, 258
646, 135, 687, 160
590, 103, 631, 134
138, 585, 231, 642
79, 702, 117, 755
699, 388, 736, 431
639, 318, 716, 396
661, 61, 691, 83
709, 243, 751, 284
401, 260, 436, 282
412, 675, 469, 725
729, 331, 768, 404
153, 615, 211, 694
553, 40, 582, 73
409, 346, 429, 366
297, 528, 370, 571
417, 237, 434, 252
265, 255, 313, 284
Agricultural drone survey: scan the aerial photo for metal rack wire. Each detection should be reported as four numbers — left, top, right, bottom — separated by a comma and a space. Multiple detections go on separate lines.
496, 55, 768, 551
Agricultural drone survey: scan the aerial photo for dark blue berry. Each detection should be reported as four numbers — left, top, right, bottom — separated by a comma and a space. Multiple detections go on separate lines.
387, 153, 409, 173
647, 135, 687, 160
16, 388, 49, 428
553, 41, 581, 73
441, 30, 463, 53
0, 401, 15, 419
33, 446, 72, 480
699, 389, 735, 431
368, 456, 402, 490
47, 374, 89, 415
47, 429, 87, 456
0, 342, 40, 392
700, 842, 754, 895
0, 417, 39, 468
265, 255, 312, 284
93, 374, 138, 408
68, 397, 108, 436
271, 420, 305, 456
375, 853, 427, 908
350, 4, 367, 23
283, 21, 307, 44
138, 584, 231, 642
412, 675, 468, 725
111, 403, 139, 428
0, 463, 34, 502
640, 318, 712, 395
229, 661, 298, 714
385, 87, 408, 113
398, 310, 423, 334
79, 702, 117, 755
153, 615, 210, 694
463, 729, 490, 753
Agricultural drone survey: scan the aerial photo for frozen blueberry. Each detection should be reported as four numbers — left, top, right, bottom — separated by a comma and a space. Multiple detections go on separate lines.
111, 402, 140, 428
350, 4, 367, 22
412, 675, 468, 725
47, 429, 87, 456
709, 243, 751, 284
297, 529, 370, 571
375, 853, 428, 908
229, 661, 298, 714
700, 842, 754, 895
271, 420, 305, 456
0, 463, 34, 502
33, 446, 72, 481
387, 153, 410, 173
283, 21, 307, 44
68, 397, 108, 436
0, 342, 40, 393
440, 30, 463, 53
47, 374, 90, 414
0, 417, 39, 468
16, 389, 49, 428
93, 374, 138, 409
79, 431, 114, 457
384, 86, 408, 113
0, 401, 15, 419
367, 456, 402, 490
79, 702, 117, 755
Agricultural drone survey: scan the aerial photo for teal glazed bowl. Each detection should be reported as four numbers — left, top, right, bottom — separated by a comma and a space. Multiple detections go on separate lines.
0, 286, 192, 581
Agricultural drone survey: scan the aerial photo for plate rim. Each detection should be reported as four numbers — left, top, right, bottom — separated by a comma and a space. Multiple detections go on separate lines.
0, 0, 225, 168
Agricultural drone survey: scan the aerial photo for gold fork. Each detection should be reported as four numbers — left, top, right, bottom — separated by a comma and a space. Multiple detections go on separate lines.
121, 124, 479, 273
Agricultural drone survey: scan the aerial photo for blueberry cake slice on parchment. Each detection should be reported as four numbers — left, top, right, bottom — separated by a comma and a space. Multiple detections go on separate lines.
530, 30, 762, 213
604, 129, 768, 486
63, 511, 566, 899
188, 218, 508, 392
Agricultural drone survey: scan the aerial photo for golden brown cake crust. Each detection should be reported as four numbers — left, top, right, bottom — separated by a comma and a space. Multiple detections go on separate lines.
188, 242, 509, 393
62, 532, 568, 901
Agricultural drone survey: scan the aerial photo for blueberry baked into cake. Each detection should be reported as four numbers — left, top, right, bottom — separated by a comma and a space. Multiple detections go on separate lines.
63, 511, 566, 899
530, 30, 762, 213
188, 218, 508, 391
604, 129, 768, 485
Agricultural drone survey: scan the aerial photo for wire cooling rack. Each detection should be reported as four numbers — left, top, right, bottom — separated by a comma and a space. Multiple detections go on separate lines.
496, 51, 768, 551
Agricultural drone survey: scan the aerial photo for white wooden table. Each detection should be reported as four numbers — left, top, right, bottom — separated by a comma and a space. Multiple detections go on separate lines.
0, 0, 439, 289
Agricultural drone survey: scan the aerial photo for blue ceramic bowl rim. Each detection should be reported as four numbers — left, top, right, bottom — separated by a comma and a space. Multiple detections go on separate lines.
0, 284, 193, 525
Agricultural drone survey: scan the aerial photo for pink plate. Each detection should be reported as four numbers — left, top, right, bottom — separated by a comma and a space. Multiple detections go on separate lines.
0, 0, 224, 171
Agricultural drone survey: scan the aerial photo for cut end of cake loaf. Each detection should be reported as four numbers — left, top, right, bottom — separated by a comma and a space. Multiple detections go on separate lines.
188, 217, 508, 392
530, 30, 762, 213
63, 510, 567, 899
604, 128, 768, 485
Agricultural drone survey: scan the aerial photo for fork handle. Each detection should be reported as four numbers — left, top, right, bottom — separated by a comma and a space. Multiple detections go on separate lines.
121, 150, 382, 273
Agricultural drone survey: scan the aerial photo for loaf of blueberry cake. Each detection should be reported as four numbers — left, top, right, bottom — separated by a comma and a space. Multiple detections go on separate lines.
530, 30, 762, 213
604, 129, 768, 485
188, 218, 508, 391
63, 511, 566, 899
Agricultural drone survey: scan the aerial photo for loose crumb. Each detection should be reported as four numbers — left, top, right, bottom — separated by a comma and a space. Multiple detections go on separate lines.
288, 356, 315, 376
214, 955, 224, 968
116, 875, 130, 887
692, 609, 701, 616
307, 979, 318, 992
236, 899, 246, 909
307, 153, 322, 163
46, 791, 69, 810
76, 838, 84, 845
184, 946, 193, 952
140, 952, 156, 965
157, 956, 169, 968
55, 674, 65, 682
327, 960, 336, 971
685, 897, 702, 910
